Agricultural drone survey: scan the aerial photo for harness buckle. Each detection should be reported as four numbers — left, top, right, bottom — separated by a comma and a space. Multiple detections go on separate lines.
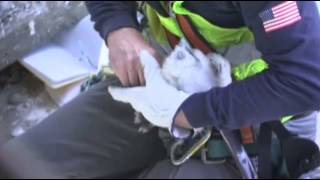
170, 128, 212, 166
200, 147, 227, 165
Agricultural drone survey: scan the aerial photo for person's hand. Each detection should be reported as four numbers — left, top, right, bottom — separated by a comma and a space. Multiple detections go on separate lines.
107, 28, 160, 86
108, 50, 191, 134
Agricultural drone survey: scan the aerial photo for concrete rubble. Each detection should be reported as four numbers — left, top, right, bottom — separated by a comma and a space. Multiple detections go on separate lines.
0, 1, 88, 70
0, 1, 88, 145
0, 63, 58, 145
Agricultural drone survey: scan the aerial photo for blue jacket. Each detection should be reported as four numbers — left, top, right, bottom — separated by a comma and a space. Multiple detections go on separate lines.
86, 1, 320, 130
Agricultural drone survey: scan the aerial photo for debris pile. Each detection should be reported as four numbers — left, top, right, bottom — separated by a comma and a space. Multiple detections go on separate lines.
0, 63, 58, 145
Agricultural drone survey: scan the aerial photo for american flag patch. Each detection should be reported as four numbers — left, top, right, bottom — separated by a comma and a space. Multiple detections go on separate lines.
259, 1, 301, 33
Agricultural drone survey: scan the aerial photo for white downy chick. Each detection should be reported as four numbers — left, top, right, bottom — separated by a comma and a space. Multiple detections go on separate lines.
161, 45, 232, 94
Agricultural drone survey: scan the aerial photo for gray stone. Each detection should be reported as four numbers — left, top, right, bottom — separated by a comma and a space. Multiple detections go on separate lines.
4, 109, 19, 124
0, 1, 88, 71
7, 92, 27, 105
0, 63, 58, 144
0, 63, 23, 84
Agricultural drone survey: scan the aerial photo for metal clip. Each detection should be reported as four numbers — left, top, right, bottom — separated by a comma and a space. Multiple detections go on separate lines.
170, 128, 212, 166
201, 147, 227, 165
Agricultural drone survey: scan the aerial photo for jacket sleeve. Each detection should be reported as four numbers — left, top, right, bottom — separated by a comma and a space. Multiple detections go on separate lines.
181, 1, 320, 129
85, 1, 139, 40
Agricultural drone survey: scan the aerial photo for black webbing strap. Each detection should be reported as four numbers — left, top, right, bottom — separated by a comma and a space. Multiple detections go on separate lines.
258, 121, 320, 178
258, 123, 273, 178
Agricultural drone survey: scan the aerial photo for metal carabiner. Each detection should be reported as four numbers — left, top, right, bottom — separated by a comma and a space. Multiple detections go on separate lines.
170, 128, 212, 166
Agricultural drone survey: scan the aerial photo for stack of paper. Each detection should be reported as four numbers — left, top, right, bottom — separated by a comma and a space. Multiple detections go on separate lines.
20, 15, 109, 106
21, 45, 93, 89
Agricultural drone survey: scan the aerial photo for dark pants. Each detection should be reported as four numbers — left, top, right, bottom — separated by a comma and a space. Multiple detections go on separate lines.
0, 78, 240, 179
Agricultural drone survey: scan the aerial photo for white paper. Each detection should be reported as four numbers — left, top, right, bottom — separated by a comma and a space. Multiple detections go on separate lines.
45, 80, 84, 107
21, 45, 90, 89
20, 15, 109, 89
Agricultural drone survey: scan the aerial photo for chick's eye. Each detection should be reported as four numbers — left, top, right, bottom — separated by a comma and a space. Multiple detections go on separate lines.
175, 51, 186, 60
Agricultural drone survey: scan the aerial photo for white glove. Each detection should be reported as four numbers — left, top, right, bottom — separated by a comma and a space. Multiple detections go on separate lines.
108, 50, 191, 133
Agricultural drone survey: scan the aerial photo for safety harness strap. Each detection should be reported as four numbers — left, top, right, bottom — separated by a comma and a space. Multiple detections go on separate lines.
258, 123, 273, 178
258, 121, 320, 178
175, 14, 213, 54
